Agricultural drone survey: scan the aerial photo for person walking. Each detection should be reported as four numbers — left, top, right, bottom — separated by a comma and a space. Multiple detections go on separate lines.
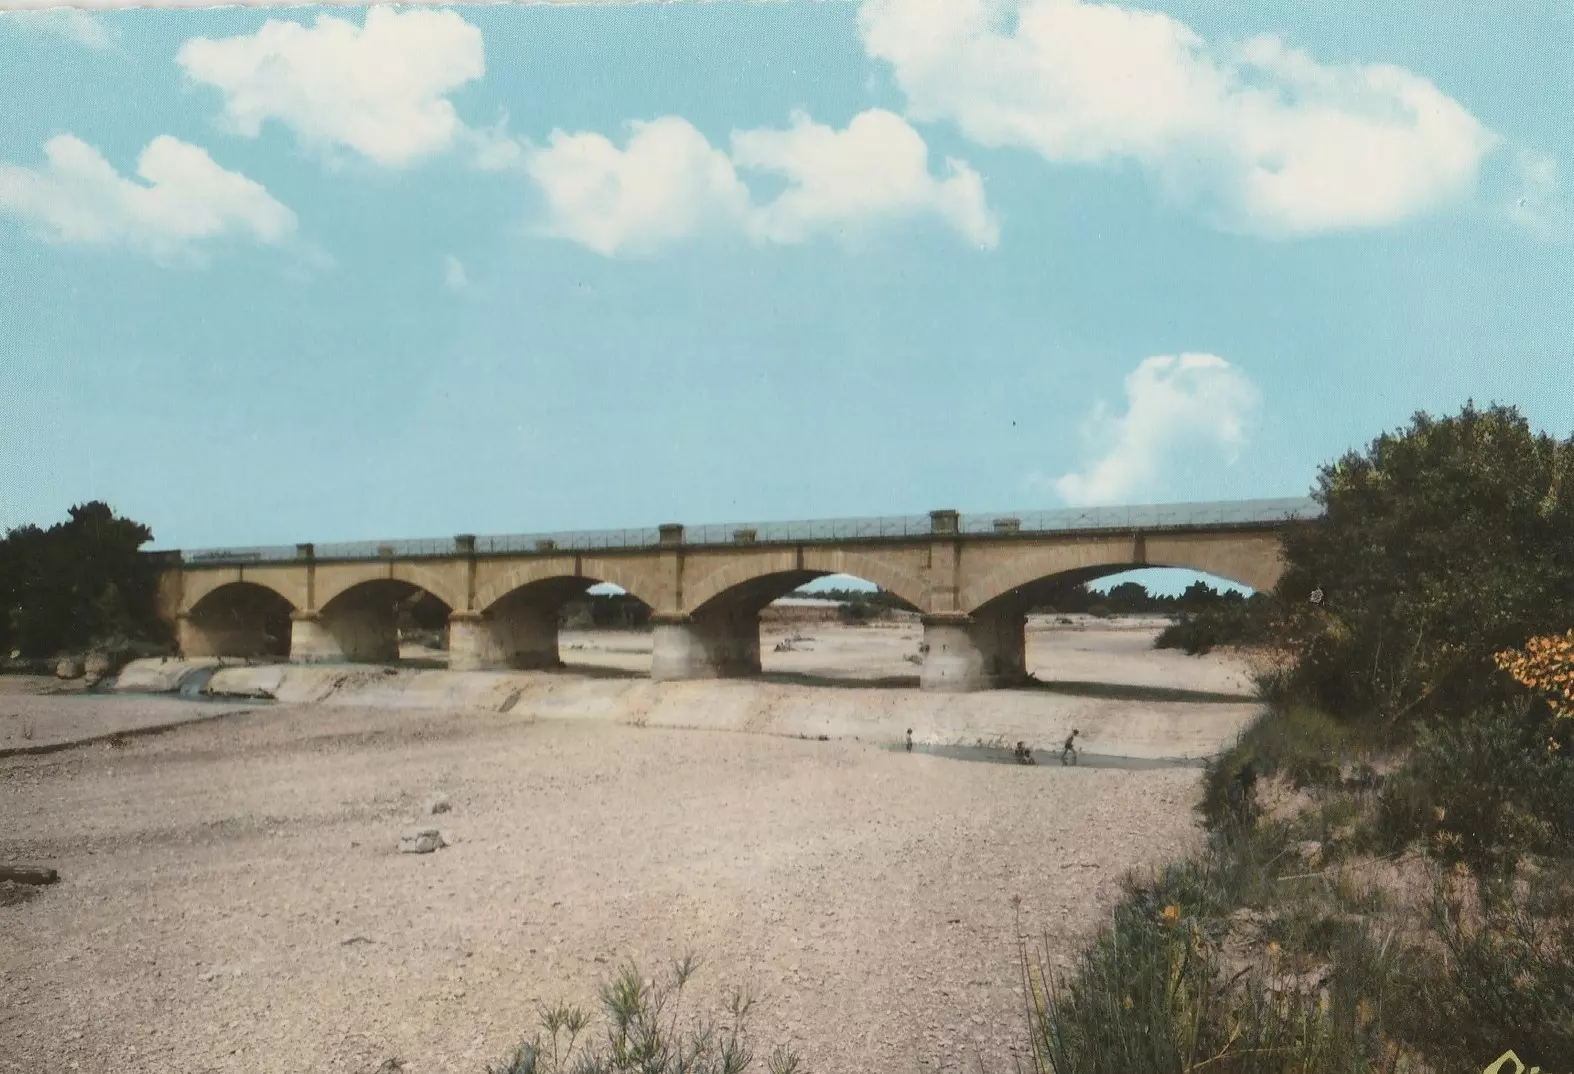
1061, 729, 1080, 765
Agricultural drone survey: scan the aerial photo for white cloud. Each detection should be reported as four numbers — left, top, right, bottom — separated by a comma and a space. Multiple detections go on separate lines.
177, 7, 485, 169
0, 134, 296, 264
442, 254, 468, 290
733, 108, 998, 247
1051, 354, 1261, 506
527, 116, 753, 257
1, 10, 112, 49
860, 0, 1497, 236
465, 116, 529, 173
526, 109, 996, 256
1505, 149, 1571, 244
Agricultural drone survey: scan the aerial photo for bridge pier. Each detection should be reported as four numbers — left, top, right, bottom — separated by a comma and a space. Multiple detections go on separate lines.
919, 611, 1028, 692
289, 609, 398, 664
447, 610, 563, 671
176, 612, 282, 659
650, 611, 761, 681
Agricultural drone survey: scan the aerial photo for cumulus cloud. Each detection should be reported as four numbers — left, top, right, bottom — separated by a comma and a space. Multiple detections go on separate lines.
1, 9, 112, 49
1051, 354, 1261, 506
527, 116, 754, 257
526, 109, 997, 256
177, 7, 486, 169
0, 134, 297, 264
733, 108, 998, 247
442, 254, 468, 290
860, 0, 1497, 236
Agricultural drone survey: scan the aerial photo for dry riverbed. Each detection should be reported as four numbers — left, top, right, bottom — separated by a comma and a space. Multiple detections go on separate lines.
0, 620, 1259, 1074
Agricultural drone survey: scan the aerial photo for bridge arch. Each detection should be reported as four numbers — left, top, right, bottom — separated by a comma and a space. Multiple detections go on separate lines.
179, 580, 297, 658
314, 562, 465, 614
684, 549, 929, 617
181, 570, 303, 616
294, 573, 458, 666
960, 533, 1285, 614
473, 559, 663, 615
455, 560, 663, 673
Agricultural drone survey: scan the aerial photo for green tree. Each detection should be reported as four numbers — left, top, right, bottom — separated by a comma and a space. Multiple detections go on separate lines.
1273, 402, 1574, 729
0, 502, 164, 657
1103, 581, 1151, 612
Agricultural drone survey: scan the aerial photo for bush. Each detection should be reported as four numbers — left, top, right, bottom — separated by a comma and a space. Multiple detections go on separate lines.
1199, 705, 1366, 830
1369, 700, 1574, 884
1016, 833, 1401, 1074
836, 601, 880, 625
1495, 629, 1574, 721
1271, 402, 1574, 730
1384, 872, 1574, 1071
484, 956, 801, 1074
1022, 770, 1574, 1074
1156, 595, 1278, 655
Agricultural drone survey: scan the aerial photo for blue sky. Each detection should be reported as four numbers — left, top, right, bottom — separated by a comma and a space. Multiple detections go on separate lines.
1, 0, 1571, 587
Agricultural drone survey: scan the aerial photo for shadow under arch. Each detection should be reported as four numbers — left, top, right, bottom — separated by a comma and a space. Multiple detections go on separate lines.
954, 563, 1264, 696
664, 569, 923, 685
304, 577, 455, 665
457, 574, 656, 673
181, 580, 297, 659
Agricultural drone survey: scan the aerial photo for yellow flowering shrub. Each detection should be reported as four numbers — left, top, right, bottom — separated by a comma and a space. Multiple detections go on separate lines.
1492, 629, 1574, 721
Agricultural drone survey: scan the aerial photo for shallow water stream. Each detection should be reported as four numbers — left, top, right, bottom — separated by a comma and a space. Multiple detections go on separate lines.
890, 742, 1211, 769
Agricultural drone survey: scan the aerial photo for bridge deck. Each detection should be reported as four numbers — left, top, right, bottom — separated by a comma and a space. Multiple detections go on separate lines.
168, 497, 1322, 567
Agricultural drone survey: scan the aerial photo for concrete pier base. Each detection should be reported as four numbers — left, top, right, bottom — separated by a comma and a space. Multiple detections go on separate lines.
289, 612, 344, 663
176, 613, 280, 659
650, 611, 761, 681
289, 610, 398, 664
447, 610, 562, 672
919, 612, 1028, 692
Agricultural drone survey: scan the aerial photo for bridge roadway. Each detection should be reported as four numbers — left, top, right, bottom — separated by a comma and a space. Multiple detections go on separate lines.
156, 497, 1320, 692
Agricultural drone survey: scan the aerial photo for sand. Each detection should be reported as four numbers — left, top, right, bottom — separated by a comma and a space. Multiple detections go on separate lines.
0, 680, 256, 756
0, 620, 1259, 1074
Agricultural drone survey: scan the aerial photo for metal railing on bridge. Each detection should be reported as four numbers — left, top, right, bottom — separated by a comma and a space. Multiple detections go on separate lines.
173, 496, 1322, 566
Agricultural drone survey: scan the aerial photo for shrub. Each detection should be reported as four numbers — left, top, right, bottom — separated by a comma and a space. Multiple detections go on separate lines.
1200, 705, 1363, 830
484, 956, 801, 1074
1369, 700, 1574, 884
1381, 874, 1574, 1071
836, 601, 880, 625
1015, 836, 1402, 1074
1021, 775, 1574, 1074
1156, 595, 1278, 655
1495, 629, 1574, 722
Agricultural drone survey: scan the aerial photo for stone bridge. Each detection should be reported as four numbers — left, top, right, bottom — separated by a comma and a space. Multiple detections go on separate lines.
155, 497, 1320, 691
